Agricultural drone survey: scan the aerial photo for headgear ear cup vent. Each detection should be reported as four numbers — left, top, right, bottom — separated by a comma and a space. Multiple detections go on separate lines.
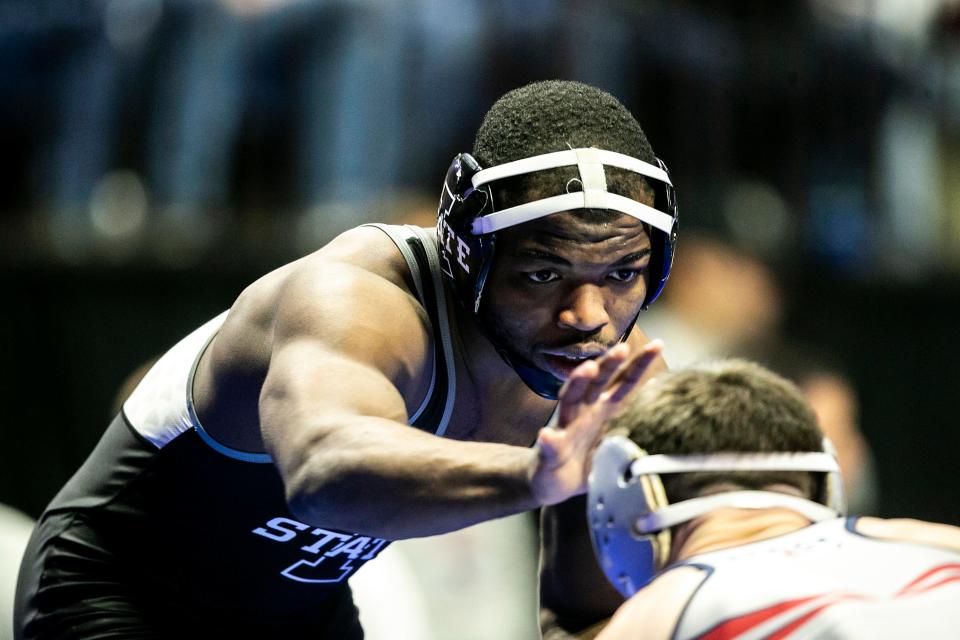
587, 436, 672, 597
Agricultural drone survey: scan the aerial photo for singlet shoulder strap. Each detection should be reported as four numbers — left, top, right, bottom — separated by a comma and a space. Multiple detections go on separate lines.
364, 223, 457, 437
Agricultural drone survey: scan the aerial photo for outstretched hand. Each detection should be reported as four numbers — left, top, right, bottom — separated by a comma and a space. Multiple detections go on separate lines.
531, 340, 664, 507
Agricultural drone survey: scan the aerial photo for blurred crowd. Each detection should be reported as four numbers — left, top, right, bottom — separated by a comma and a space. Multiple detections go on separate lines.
2, 0, 959, 276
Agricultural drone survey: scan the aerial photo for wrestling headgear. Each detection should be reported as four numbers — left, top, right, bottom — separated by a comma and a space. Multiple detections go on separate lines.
587, 435, 846, 597
436, 149, 679, 399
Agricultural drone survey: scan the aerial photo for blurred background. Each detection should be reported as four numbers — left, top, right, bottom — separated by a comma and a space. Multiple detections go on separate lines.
1, 0, 960, 637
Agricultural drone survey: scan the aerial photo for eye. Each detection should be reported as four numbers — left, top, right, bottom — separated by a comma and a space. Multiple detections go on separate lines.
527, 269, 560, 284
608, 269, 640, 283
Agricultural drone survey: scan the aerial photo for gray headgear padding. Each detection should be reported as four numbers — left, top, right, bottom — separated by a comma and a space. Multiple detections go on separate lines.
587, 435, 846, 597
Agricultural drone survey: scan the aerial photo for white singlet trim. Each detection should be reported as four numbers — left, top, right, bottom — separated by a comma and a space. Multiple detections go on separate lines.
123, 311, 272, 462
364, 224, 435, 426
186, 330, 273, 464
124, 224, 459, 461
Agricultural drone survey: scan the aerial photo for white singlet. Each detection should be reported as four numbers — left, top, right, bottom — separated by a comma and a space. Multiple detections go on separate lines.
672, 517, 960, 639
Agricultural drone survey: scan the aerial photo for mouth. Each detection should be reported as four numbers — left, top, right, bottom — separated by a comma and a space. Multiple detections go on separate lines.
539, 348, 607, 379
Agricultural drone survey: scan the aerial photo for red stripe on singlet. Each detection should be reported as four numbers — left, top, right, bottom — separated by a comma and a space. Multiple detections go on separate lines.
897, 563, 960, 596
697, 563, 960, 639
698, 596, 820, 639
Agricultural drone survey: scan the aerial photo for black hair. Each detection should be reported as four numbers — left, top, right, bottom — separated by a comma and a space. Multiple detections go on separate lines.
472, 80, 656, 214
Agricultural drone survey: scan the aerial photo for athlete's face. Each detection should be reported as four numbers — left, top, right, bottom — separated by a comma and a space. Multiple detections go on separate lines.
479, 211, 652, 381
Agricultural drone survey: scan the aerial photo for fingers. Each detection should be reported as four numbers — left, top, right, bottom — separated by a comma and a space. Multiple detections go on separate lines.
584, 343, 630, 403
557, 339, 664, 424
605, 339, 663, 403
557, 344, 628, 423
558, 359, 598, 425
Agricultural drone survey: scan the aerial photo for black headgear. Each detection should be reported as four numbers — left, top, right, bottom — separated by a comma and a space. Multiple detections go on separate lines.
436, 148, 679, 399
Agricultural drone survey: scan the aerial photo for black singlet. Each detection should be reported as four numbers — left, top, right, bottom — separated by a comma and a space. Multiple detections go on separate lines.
14, 225, 457, 639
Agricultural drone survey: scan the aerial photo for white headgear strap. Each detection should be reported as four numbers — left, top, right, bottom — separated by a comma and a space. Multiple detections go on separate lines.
630, 451, 841, 532
636, 490, 839, 533
469, 148, 674, 235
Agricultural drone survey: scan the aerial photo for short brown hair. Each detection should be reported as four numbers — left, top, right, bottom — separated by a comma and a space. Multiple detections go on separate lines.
606, 359, 825, 502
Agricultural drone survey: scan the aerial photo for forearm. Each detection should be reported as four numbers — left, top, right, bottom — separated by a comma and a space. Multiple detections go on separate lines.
281, 415, 541, 539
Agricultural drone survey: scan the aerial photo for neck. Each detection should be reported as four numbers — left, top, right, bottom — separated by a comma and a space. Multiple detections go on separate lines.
670, 508, 815, 563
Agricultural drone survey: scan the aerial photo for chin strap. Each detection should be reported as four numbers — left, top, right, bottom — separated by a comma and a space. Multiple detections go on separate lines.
495, 346, 562, 400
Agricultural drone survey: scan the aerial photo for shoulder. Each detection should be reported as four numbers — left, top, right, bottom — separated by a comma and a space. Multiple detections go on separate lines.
596, 566, 706, 640
853, 516, 960, 553
239, 224, 424, 328
277, 226, 434, 359
310, 224, 424, 289
214, 225, 434, 380
280, 224, 424, 306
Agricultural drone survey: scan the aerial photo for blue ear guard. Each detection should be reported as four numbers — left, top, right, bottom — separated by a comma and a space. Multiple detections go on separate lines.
587, 436, 672, 597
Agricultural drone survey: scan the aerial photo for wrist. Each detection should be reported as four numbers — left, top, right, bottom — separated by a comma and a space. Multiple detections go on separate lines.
527, 438, 567, 508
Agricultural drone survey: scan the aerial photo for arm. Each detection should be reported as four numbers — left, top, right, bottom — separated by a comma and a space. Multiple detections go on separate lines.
540, 495, 624, 636
855, 517, 960, 553
259, 260, 537, 539
540, 330, 667, 635
260, 259, 661, 540
540, 564, 704, 640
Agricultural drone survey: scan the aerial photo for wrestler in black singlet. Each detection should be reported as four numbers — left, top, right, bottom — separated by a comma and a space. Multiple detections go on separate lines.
15, 225, 459, 639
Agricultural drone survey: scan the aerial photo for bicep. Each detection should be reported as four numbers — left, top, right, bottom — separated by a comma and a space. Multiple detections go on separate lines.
258, 262, 431, 477
260, 339, 410, 466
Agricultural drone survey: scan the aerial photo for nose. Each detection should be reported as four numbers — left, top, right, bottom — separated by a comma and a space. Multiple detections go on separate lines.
557, 284, 610, 333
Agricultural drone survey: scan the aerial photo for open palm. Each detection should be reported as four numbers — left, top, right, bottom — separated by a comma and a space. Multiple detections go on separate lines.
531, 340, 663, 506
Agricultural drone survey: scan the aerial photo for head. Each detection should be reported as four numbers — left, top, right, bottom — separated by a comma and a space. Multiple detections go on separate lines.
437, 80, 678, 397
588, 360, 845, 596
607, 359, 825, 502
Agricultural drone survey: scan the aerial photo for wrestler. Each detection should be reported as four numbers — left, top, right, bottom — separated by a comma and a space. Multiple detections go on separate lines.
16, 80, 678, 638
586, 360, 960, 639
